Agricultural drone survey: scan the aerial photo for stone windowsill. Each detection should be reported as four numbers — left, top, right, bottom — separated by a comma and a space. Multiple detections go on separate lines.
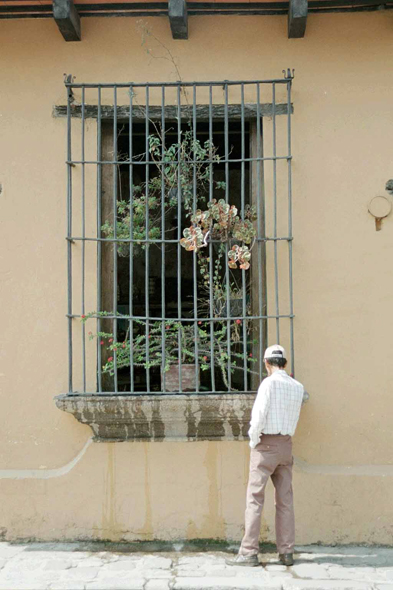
54, 393, 256, 442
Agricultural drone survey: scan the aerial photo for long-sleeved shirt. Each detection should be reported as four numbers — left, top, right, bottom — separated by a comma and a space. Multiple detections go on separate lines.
248, 370, 305, 449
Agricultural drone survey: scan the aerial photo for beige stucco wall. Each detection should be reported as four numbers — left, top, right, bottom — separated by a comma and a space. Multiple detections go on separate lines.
1, 11, 393, 544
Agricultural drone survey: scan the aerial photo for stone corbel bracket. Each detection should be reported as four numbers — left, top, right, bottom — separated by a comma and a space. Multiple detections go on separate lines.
54, 394, 256, 442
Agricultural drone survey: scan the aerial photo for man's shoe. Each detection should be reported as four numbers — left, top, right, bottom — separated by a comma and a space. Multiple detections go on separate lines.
225, 553, 259, 567
279, 553, 294, 566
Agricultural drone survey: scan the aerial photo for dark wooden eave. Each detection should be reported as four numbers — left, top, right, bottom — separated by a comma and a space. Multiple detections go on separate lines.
168, 0, 188, 39
53, 0, 81, 41
288, 0, 308, 37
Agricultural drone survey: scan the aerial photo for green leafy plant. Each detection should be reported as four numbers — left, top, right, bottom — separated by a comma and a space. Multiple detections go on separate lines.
81, 314, 257, 389
102, 130, 225, 256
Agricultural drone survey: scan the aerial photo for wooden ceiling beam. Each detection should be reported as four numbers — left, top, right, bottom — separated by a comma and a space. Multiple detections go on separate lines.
53, 0, 81, 41
168, 0, 188, 39
288, 0, 308, 38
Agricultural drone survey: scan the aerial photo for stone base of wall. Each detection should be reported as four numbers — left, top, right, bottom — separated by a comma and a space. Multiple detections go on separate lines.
54, 393, 255, 442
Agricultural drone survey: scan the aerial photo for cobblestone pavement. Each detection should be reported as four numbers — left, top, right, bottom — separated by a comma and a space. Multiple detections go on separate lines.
0, 543, 392, 590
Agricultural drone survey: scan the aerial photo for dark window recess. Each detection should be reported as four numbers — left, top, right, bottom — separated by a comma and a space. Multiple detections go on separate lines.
64, 76, 295, 395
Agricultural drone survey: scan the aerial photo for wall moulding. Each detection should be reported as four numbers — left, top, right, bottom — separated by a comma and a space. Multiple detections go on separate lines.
54, 393, 255, 442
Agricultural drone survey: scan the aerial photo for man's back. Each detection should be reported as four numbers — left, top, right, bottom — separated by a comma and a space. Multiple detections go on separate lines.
248, 369, 304, 447
262, 370, 304, 435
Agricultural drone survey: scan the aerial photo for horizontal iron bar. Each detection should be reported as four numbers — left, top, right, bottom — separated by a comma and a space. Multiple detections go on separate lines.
66, 155, 292, 165
68, 313, 295, 320
67, 236, 293, 243
54, 103, 293, 120
65, 390, 257, 396
64, 80, 293, 89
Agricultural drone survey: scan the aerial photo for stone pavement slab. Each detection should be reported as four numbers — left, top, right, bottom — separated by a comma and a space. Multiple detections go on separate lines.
0, 542, 391, 589
173, 578, 282, 589
283, 581, 374, 590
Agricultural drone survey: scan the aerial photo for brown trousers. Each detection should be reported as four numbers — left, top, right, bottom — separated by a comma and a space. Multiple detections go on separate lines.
239, 434, 295, 556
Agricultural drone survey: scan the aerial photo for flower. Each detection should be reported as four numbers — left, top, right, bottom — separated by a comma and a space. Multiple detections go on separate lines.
113, 348, 117, 352
236, 319, 242, 325
100, 340, 104, 345
108, 357, 113, 362
249, 353, 253, 358
109, 338, 113, 343
203, 356, 208, 361
122, 344, 126, 348
81, 315, 86, 319
198, 321, 202, 325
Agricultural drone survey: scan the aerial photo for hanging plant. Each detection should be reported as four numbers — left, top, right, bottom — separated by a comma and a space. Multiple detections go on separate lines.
228, 244, 252, 270
180, 198, 257, 269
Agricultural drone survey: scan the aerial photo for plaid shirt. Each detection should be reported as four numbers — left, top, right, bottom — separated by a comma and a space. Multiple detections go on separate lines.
248, 370, 305, 449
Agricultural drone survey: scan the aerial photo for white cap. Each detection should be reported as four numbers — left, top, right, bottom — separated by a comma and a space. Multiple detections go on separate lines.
264, 344, 287, 360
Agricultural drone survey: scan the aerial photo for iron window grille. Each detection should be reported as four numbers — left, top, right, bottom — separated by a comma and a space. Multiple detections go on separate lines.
64, 71, 295, 395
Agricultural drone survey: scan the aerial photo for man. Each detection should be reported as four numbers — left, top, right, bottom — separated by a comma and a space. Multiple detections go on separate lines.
226, 344, 305, 568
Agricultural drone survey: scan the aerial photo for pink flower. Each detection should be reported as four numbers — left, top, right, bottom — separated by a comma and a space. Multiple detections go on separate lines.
122, 344, 126, 349
108, 357, 113, 362
198, 321, 202, 325
100, 340, 104, 345
236, 319, 242, 325
203, 356, 208, 361
81, 315, 86, 319
109, 338, 113, 343
249, 353, 253, 358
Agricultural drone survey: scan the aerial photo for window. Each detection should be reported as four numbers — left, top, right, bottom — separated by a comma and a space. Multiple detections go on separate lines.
63, 74, 295, 397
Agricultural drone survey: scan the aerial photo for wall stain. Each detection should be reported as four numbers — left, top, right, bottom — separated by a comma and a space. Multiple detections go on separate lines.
197, 403, 225, 440
186, 519, 199, 540
201, 442, 226, 538
185, 399, 198, 440
101, 444, 121, 541
151, 400, 165, 441
136, 443, 154, 539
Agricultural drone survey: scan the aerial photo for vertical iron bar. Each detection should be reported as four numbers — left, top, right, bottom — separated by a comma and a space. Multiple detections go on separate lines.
192, 85, 199, 392
97, 87, 102, 393
177, 84, 182, 392
224, 82, 231, 391
145, 86, 150, 393
256, 83, 264, 379
161, 86, 166, 393
208, 85, 216, 393
287, 78, 295, 376
81, 86, 86, 393
66, 83, 73, 393
129, 85, 134, 393
241, 83, 247, 391
272, 83, 280, 343
113, 86, 118, 393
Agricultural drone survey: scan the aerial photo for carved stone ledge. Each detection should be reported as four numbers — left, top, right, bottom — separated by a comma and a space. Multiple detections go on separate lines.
54, 393, 256, 442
